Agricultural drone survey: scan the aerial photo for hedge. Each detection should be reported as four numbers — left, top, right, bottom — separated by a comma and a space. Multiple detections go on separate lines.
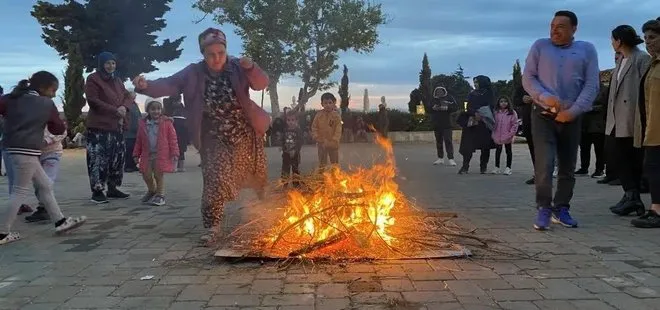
299, 109, 460, 132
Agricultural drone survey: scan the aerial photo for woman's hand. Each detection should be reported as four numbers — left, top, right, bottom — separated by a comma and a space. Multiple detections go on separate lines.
132, 75, 148, 90
117, 106, 127, 117
239, 57, 255, 69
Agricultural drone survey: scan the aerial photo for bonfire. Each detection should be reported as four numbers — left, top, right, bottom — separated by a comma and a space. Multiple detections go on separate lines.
223, 135, 469, 260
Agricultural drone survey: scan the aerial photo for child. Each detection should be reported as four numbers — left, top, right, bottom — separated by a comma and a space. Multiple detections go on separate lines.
491, 96, 519, 175
0, 71, 87, 245
281, 112, 304, 187
311, 93, 342, 169
133, 100, 179, 206
354, 116, 368, 142
24, 127, 67, 223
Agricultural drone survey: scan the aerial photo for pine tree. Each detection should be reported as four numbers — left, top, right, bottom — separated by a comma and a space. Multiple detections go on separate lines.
63, 45, 86, 136
338, 65, 350, 113
32, 0, 184, 80
419, 53, 432, 112
511, 59, 524, 107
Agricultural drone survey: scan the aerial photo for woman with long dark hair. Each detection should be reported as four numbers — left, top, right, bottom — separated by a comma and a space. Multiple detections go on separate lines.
0, 71, 87, 245
133, 28, 270, 245
457, 75, 496, 174
606, 25, 651, 216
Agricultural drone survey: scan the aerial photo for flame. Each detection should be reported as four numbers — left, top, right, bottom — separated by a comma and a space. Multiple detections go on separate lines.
265, 135, 403, 256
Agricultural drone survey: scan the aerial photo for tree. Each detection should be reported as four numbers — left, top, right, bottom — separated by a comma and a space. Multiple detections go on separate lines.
491, 79, 514, 101
338, 65, 350, 113
63, 45, 86, 136
33, 0, 185, 80
418, 53, 432, 112
511, 59, 524, 107
407, 89, 421, 113
294, 0, 386, 108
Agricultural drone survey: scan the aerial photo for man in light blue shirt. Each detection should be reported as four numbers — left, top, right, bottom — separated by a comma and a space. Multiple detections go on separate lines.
522, 10, 600, 231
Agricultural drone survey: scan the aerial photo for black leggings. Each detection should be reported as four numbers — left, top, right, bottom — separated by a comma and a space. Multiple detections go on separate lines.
495, 144, 513, 168
645, 146, 660, 204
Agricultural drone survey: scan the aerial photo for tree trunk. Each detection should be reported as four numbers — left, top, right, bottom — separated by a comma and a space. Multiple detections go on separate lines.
268, 78, 281, 117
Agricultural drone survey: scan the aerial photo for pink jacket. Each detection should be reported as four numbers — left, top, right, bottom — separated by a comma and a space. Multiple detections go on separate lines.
491, 109, 519, 145
133, 116, 180, 174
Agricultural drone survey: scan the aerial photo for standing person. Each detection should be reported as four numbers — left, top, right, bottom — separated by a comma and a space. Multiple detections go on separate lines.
631, 19, 660, 228
429, 86, 458, 166
491, 96, 519, 175
85, 52, 133, 203
575, 77, 608, 178
171, 99, 188, 172
124, 90, 142, 173
517, 89, 537, 184
457, 75, 496, 175
23, 127, 67, 223
132, 100, 179, 206
598, 55, 621, 186
0, 71, 87, 245
0, 115, 4, 177
377, 103, 389, 138
133, 27, 270, 245
281, 112, 303, 188
605, 25, 651, 216
312, 93, 342, 169
522, 10, 600, 230
354, 116, 368, 142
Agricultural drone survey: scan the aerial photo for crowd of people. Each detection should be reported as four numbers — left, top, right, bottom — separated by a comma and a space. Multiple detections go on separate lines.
0, 12, 659, 246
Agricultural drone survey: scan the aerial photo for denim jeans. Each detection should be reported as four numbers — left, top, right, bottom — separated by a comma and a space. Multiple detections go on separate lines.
531, 107, 581, 210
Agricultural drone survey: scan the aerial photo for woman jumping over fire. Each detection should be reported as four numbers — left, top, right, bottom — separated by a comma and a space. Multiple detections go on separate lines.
133, 28, 270, 246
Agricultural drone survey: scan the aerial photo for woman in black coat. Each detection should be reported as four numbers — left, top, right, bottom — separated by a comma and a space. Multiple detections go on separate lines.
457, 75, 496, 174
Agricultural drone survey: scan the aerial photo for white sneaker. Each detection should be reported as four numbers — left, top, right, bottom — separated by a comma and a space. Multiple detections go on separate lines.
0, 232, 21, 245
55, 216, 87, 235
433, 158, 444, 165
553, 167, 558, 178
503, 167, 512, 175
448, 159, 457, 166
490, 168, 501, 174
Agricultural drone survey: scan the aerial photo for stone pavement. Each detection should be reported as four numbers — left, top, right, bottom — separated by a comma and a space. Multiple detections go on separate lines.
1, 143, 659, 310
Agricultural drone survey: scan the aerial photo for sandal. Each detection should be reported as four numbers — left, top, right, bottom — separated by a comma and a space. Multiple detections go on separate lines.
199, 226, 222, 247
0, 232, 21, 245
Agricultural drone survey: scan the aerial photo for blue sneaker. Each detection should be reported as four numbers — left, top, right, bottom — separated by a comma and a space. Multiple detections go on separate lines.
551, 207, 578, 228
534, 208, 552, 231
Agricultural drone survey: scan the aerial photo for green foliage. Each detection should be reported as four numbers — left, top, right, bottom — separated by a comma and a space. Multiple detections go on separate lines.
492, 79, 514, 101
511, 59, 524, 107
338, 65, 350, 113
302, 109, 437, 132
407, 88, 421, 114
63, 45, 86, 137
418, 53, 432, 111
32, 0, 184, 80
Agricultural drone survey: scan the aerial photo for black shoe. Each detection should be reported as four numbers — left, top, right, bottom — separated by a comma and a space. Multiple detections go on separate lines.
91, 191, 109, 204
591, 170, 604, 178
124, 168, 137, 173
611, 191, 646, 216
575, 168, 589, 176
640, 179, 650, 194
608, 179, 622, 186
631, 210, 660, 228
458, 167, 469, 175
25, 207, 50, 223
107, 188, 130, 199
525, 177, 535, 185
597, 177, 613, 184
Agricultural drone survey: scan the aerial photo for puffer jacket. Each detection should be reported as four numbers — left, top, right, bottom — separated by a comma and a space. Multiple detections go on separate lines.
491, 109, 519, 145
311, 109, 342, 148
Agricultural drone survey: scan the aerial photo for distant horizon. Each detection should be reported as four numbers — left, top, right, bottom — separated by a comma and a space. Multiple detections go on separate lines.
1, 0, 655, 112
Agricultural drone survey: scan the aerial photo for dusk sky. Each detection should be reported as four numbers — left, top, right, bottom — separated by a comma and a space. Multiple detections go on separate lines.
0, 0, 655, 111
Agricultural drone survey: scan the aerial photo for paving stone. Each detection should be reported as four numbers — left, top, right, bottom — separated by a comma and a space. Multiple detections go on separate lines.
5, 285, 51, 298
622, 286, 660, 298
535, 279, 596, 300
488, 289, 543, 301
147, 285, 185, 297
167, 301, 208, 310
352, 292, 403, 304
380, 279, 415, 292
316, 283, 349, 298
595, 293, 656, 310
62, 296, 123, 309
408, 271, 455, 281
527, 269, 578, 279
249, 279, 283, 295
283, 283, 315, 294
159, 275, 208, 285
502, 275, 545, 289
176, 284, 217, 301
569, 300, 617, 310
261, 293, 315, 306
207, 294, 261, 307
285, 273, 332, 283
452, 270, 501, 280
112, 280, 154, 297
446, 280, 488, 296
316, 298, 351, 310
533, 300, 577, 309
568, 278, 619, 293
117, 296, 175, 309
402, 291, 456, 303
32, 285, 81, 303
456, 295, 499, 308
413, 280, 447, 291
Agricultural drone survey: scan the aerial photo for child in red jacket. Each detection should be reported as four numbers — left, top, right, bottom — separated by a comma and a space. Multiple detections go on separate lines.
133, 100, 179, 206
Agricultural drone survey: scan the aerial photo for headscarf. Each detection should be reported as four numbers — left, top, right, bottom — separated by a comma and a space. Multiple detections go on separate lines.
97, 51, 117, 78
433, 86, 447, 98
198, 28, 227, 53
474, 75, 492, 90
